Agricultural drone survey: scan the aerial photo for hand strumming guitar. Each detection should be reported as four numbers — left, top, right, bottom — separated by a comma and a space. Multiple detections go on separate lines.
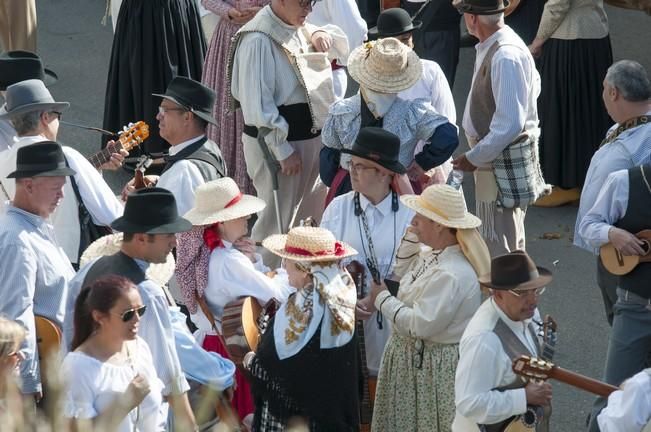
98, 140, 129, 171
608, 227, 647, 256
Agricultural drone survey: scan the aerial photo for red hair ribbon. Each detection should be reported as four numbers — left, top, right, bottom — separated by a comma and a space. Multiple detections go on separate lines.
284, 242, 345, 257
203, 223, 224, 251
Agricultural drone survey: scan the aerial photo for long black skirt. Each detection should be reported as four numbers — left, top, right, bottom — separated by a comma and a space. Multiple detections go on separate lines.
102, 0, 206, 155
538, 36, 613, 188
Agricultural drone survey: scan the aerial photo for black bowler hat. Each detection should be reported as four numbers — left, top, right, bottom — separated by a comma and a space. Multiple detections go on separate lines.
7, 141, 76, 179
455, 0, 510, 15
0, 51, 58, 91
341, 127, 406, 174
368, 8, 422, 38
112, 188, 192, 234
153, 76, 217, 126
479, 250, 552, 291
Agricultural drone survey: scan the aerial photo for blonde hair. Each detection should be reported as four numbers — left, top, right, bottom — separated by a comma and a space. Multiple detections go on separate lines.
0, 317, 25, 358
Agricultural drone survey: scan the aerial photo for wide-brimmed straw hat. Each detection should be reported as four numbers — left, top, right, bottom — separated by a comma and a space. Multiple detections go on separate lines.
183, 177, 266, 226
401, 184, 482, 229
479, 250, 552, 291
348, 38, 422, 94
263, 226, 357, 262
80, 233, 175, 287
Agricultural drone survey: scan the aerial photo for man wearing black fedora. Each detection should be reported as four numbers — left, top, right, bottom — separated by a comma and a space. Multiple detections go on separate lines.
369, 7, 456, 124
321, 127, 415, 383
453, 250, 553, 431
0, 142, 76, 400
452, 0, 548, 257
123, 76, 226, 217
0, 50, 58, 152
0, 79, 125, 268
66, 188, 200, 430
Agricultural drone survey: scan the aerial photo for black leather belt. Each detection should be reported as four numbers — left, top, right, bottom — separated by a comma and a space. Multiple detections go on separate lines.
243, 103, 320, 141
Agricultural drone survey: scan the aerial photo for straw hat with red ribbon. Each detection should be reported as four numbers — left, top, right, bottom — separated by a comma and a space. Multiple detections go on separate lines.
183, 177, 266, 226
262, 226, 358, 262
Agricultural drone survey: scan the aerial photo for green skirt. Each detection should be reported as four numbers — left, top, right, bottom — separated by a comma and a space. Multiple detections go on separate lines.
372, 333, 459, 432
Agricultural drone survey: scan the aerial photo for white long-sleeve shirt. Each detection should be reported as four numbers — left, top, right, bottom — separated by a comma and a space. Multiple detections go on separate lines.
0, 135, 124, 263
308, 0, 367, 55
462, 26, 541, 168
400, 59, 457, 124
453, 298, 541, 431
598, 369, 651, 432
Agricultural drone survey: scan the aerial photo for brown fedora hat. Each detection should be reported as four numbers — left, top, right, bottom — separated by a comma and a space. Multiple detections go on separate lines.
479, 250, 552, 291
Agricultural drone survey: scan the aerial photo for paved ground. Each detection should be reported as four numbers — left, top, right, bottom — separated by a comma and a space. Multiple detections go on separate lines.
22, 1, 651, 430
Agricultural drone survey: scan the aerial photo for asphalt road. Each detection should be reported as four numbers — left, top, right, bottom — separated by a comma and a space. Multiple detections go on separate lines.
24, 1, 651, 430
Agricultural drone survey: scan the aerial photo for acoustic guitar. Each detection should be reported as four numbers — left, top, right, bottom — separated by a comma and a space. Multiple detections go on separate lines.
87, 121, 149, 169
480, 316, 557, 432
347, 260, 377, 432
132, 155, 154, 190
34, 315, 62, 387
600, 229, 651, 275
380, 0, 401, 11
503, 0, 522, 17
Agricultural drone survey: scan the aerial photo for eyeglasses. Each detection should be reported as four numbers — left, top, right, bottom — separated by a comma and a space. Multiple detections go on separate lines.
158, 106, 188, 116
350, 162, 379, 174
298, 0, 318, 7
508, 286, 546, 298
115, 305, 147, 322
49, 111, 62, 120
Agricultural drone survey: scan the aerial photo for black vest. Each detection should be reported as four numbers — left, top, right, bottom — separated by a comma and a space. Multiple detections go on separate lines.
82, 252, 146, 288
162, 137, 226, 181
615, 165, 651, 298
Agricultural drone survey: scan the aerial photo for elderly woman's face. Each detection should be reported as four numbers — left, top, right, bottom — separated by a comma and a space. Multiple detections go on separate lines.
282, 258, 311, 289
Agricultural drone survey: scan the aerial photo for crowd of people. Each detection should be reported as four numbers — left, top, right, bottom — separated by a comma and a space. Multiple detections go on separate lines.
0, 0, 650, 431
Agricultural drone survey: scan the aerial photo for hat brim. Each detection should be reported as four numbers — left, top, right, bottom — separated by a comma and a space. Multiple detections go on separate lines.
478, 266, 553, 290
457, 0, 510, 15
262, 234, 358, 262
7, 166, 76, 179
400, 194, 482, 229
111, 216, 193, 234
347, 45, 422, 94
0, 101, 70, 119
368, 20, 422, 38
43, 69, 58, 87
184, 195, 267, 226
153, 94, 218, 126
80, 233, 175, 286
340, 147, 407, 174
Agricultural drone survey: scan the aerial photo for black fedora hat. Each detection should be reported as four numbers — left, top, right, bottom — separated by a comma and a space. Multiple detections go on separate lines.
368, 8, 422, 38
479, 250, 552, 291
112, 188, 192, 234
341, 127, 407, 174
0, 51, 58, 91
7, 141, 76, 179
455, 0, 510, 15
153, 76, 217, 126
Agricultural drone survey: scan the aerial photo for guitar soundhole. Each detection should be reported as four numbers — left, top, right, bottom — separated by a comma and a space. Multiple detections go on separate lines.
642, 240, 650, 255
522, 408, 538, 426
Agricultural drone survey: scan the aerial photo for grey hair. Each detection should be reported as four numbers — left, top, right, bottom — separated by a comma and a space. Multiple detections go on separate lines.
477, 13, 504, 26
605, 60, 651, 102
11, 110, 43, 135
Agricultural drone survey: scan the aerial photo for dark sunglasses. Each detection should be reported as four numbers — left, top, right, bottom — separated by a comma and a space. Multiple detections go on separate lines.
118, 305, 147, 322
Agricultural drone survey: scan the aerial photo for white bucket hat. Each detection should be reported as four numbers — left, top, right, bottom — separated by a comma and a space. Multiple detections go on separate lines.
183, 177, 266, 226
401, 184, 482, 229
80, 233, 175, 287
263, 226, 358, 262
347, 38, 422, 94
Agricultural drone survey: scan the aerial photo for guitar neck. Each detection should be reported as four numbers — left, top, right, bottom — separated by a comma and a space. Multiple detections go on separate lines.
88, 142, 124, 169
550, 366, 619, 398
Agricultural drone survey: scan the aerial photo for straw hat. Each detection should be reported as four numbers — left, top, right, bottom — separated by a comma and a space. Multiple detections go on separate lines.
401, 184, 482, 229
347, 38, 422, 94
80, 233, 175, 287
262, 226, 357, 262
183, 177, 266, 226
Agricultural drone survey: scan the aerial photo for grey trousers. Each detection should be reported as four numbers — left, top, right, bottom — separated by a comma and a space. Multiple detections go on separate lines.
596, 257, 619, 326
485, 206, 527, 258
587, 289, 651, 432
0, 0, 37, 52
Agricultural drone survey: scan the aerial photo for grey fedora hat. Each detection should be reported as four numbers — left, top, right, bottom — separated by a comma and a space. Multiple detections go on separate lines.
0, 79, 69, 119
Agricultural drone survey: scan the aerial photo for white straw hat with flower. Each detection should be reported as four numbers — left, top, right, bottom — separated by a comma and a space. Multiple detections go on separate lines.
263, 226, 358, 262
183, 177, 266, 226
80, 233, 174, 287
401, 184, 482, 229
347, 37, 422, 94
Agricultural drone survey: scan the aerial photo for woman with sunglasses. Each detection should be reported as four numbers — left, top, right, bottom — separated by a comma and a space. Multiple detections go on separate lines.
62, 275, 165, 432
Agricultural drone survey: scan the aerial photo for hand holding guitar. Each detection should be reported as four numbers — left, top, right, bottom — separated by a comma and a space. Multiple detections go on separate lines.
98, 140, 129, 171
525, 381, 552, 406
608, 227, 647, 256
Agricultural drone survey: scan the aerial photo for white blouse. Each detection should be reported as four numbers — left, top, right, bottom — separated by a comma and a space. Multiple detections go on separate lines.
62, 338, 166, 432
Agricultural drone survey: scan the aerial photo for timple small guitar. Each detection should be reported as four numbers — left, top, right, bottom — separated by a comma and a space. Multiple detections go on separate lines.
34, 316, 62, 387
600, 229, 651, 275
87, 121, 149, 169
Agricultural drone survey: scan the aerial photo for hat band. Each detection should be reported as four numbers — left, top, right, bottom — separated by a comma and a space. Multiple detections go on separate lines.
284, 242, 345, 258
15, 161, 67, 171
494, 269, 541, 287
225, 192, 242, 209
